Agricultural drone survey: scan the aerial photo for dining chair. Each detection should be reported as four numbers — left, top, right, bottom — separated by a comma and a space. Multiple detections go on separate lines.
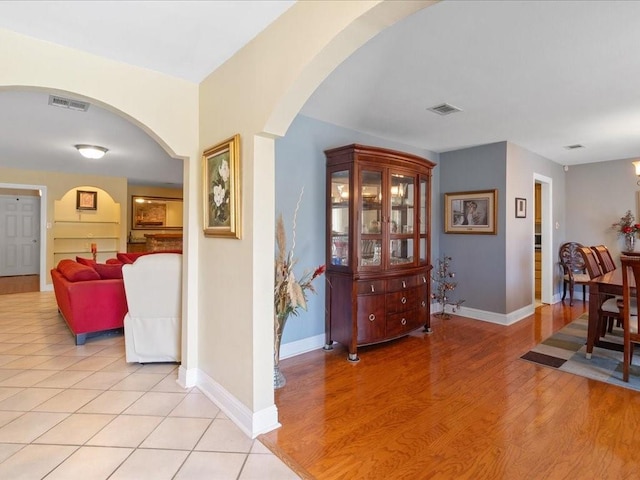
559, 242, 590, 306
577, 246, 631, 338
591, 245, 622, 332
591, 245, 616, 274
620, 255, 640, 381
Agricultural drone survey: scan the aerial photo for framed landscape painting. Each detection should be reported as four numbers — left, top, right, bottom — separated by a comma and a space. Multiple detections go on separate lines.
444, 189, 497, 234
202, 134, 241, 238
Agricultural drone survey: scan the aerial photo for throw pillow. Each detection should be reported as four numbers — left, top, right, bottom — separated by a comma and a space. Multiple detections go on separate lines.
57, 259, 100, 282
116, 252, 151, 264
94, 263, 124, 280
76, 256, 97, 267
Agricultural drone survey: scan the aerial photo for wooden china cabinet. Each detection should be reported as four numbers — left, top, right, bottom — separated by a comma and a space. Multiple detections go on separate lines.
324, 144, 435, 361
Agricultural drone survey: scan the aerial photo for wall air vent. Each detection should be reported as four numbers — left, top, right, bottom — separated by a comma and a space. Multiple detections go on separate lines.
48, 95, 90, 112
427, 103, 462, 116
564, 144, 584, 150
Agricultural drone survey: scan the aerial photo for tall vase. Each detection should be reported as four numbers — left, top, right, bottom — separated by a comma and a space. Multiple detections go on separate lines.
274, 313, 288, 389
626, 234, 635, 252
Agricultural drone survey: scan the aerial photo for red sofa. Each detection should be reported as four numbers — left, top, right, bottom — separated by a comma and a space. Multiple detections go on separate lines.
51, 259, 128, 345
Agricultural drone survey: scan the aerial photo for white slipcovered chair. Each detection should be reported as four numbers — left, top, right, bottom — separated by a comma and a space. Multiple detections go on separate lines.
122, 253, 182, 363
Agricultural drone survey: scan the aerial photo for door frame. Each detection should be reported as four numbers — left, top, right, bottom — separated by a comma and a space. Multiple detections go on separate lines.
0, 183, 48, 291
533, 173, 553, 304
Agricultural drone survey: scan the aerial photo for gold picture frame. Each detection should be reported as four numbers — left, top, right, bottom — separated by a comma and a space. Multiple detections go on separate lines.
132, 196, 183, 230
444, 189, 498, 234
76, 190, 97, 211
203, 134, 241, 238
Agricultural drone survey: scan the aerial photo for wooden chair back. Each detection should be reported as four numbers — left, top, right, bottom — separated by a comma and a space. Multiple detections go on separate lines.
577, 246, 602, 278
621, 255, 640, 381
559, 242, 590, 305
591, 245, 616, 274
559, 242, 585, 275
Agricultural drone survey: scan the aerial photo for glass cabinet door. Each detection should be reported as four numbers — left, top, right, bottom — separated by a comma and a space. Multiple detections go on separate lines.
360, 170, 382, 267
389, 173, 416, 266
330, 170, 349, 266
419, 176, 428, 263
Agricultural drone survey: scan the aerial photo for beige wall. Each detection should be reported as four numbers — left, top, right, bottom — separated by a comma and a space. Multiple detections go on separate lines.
0, 26, 201, 399
0, 166, 128, 284
198, 0, 434, 432
0, 0, 437, 437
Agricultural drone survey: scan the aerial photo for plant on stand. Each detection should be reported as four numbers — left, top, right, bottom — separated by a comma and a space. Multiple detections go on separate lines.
274, 190, 325, 389
612, 210, 640, 252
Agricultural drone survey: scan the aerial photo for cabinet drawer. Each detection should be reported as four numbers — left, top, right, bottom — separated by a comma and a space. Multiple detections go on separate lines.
386, 310, 422, 338
357, 280, 386, 295
357, 295, 386, 344
386, 288, 418, 314
387, 275, 417, 292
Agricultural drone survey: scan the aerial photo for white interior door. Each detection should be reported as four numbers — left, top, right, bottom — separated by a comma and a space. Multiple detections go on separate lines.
0, 195, 40, 276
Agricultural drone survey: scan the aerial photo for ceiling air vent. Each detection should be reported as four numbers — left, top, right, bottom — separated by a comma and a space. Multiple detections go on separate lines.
563, 144, 584, 150
48, 95, 90, 112
427, 103, 462, 116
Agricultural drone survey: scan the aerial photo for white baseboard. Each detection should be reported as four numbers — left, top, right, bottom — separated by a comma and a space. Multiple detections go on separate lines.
177, 365, 198, 388
454, 304, 534, 325
195, 369, 280, 439
280, 333, 325, 360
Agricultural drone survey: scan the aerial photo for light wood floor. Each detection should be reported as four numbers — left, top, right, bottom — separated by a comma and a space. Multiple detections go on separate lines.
261, 302, 640, 479
0, 275, 38, 295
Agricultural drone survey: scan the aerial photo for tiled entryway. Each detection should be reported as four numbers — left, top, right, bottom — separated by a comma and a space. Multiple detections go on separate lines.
0, 291, 299, 479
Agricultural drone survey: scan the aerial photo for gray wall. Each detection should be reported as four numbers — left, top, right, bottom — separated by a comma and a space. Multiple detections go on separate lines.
566, 158, 640, 264
275, 114, 439, 344
439, 142, 508, 313
506, 143, 566, 308
276, 114, 573, 344
439, 141, 566, 315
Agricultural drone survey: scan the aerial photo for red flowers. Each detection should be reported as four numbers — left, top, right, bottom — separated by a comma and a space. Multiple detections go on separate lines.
613, 210, 640, 237
312, 265, 326, 279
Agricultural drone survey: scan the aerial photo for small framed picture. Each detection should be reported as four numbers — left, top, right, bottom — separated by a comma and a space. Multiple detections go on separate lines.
444, 189, 497, 234
515, 197, 526, 218
76, 190, 97, 211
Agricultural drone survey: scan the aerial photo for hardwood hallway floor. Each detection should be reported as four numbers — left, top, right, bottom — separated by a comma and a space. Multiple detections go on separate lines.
261, 302, 640, 479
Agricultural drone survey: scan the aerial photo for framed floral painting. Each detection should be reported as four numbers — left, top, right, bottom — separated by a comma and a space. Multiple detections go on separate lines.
202, 134, 241, 238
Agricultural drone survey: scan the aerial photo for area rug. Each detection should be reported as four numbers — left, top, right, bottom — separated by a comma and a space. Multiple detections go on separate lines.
521, 313, 640, 392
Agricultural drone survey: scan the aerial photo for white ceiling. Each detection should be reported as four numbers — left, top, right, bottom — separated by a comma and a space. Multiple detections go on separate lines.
1, 1, 639, 187
302, 0, 640, 166
0, 0, 294, 186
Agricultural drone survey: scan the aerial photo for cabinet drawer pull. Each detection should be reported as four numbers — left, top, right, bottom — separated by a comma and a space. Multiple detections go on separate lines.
401, 296, 407, 304
421, 300, 426, 307
401, 318, 407, 326
370, 284, 375, 293
422, 275, 427, 283
402, 280, 406, 289
369, 314, 376, 322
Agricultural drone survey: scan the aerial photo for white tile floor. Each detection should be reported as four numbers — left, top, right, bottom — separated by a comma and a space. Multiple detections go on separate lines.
0, 291, 300, 479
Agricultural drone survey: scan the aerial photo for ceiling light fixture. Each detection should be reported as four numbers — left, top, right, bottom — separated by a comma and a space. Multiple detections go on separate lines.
75, 144, 108, 159
633, 160, 640, 186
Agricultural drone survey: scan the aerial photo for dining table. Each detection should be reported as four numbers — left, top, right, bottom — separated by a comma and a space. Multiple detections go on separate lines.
586, 266, 635, 359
